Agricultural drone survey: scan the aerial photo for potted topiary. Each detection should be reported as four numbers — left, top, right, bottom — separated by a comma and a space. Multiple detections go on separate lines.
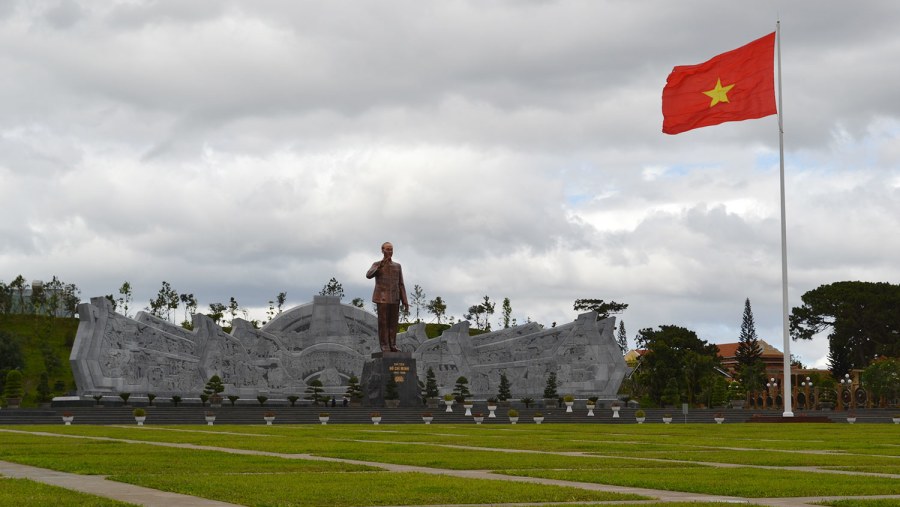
345, 375, 364, 407
92, 394, 103, 407
205, 411, 216, 425
846, 411, 857, 424
421, 412, 433, 424
520, 397, 534, 409
370, 411, 382, 425
486, 397, 498, 418
257, 395, 268, 406
319, 412, 330, 425
507, 408, 519, 424
563, 394, 575, 413
61, 411, 74, 425
133, 407, 147, 426
263, 411, 276, 425
147, 393, 156, 406
204, 375, 225, 407
662, 413, 673, 424
533, 411, 544, 424
714, 412, 725, 424
610, 400, 621, 418
119, 392, 131, 406
287, 395, 300, 407
424, 368, 440, 408
635, 409, 646, 424
227, 395, 240, 406
472, 412, 485, 424
443, 394, 454, 412
171, 395, 182, 407
463, 399, 474, 416
586, 396, 598, 417
3, 370, 24, 408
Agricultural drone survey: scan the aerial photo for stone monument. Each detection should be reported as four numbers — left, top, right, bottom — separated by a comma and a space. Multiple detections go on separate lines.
71, 295, 625, 401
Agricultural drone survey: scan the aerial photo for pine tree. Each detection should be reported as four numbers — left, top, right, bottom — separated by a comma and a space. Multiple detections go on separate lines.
424, 368, 439, 399
452, 376, 471, 402
543, 371, 558, 399
735, 298, 764, 393
497, 371, 512, 401
616, 320, 628, 354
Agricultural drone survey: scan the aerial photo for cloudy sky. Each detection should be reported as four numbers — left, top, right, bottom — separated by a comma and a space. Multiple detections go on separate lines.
3, 1, 899, 368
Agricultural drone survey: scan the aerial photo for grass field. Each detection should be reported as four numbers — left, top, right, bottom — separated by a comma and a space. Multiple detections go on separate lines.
0, 423, 897, 506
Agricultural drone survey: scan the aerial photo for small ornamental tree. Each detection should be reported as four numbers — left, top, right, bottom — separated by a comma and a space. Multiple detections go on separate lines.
36, 371, 52, 403
543, 371, 558, 400
345, 375, 363, 401
203, 375, 225, 396
3, 369, 24, 402
384, 375, 399, 401
452, 376, 471, 402
305, 379, 325, 406
497, 371, 512, 402
424, 368, 439, 399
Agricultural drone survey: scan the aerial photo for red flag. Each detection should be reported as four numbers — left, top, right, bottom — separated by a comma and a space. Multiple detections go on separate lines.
662, 32, 776, 135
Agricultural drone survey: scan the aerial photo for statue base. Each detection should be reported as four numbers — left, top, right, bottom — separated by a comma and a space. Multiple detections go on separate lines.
361, 351, 419, 407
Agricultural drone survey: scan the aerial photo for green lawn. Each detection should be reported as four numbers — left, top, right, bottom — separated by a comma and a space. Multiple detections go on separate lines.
0, 423, 897, 506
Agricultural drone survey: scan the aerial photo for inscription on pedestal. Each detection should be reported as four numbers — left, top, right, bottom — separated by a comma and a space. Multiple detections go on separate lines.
361, 353, 419, 407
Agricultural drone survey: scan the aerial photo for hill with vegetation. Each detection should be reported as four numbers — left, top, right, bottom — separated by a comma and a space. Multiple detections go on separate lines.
0, 314, 78, 407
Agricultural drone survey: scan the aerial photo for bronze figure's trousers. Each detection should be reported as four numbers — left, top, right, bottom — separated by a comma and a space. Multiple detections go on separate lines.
376, 302, 400, 351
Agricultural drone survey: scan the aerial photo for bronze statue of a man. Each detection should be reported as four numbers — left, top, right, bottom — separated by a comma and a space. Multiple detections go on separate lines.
366, 241, 409, 352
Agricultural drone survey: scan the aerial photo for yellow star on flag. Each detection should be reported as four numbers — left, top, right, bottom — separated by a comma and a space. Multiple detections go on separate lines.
702, 78, 735, 107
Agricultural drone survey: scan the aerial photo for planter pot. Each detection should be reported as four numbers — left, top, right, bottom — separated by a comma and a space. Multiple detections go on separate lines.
463, 404, 473, 416
205, 416, 216, 426
714, 417, 725, 424
533, 416, 544, 424
444, 400, 454, 412
636, 417, 645, 424
586, 404, 595, 417
263, 416, 275, 425
662, 417, 672, 424
611, 406, 620, 418
473, 416, 484, 424
564, 401, 574, 413
134, 416, 146, 426
371, 416, 382, 425
422, 416, 433, 424
892, 417, 900, 425
319, 416, 330, 425
62, 416, 74, 425
487, 405, 497, 418
846, 417, 856, 424
508, 416, 519, 424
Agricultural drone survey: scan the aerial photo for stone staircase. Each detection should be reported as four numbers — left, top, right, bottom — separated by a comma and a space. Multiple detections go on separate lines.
1, 403, 896, 426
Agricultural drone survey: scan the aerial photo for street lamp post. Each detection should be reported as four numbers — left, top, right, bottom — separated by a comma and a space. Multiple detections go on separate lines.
800, 377, 812, 410
839, 373, 854, 411
766, 377, 778, 410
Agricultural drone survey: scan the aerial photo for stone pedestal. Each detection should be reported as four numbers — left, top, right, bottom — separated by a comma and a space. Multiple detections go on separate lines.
360, 352, 419, 407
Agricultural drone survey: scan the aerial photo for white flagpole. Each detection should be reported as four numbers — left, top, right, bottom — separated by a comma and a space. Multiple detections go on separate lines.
777, 20, 794, 417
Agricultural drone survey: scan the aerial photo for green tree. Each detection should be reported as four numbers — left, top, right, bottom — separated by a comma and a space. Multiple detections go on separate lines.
424, 367, 439, 399
410, 285, 426, 323
497, 371, 512, 401
616, 320, 628, 354
319, 278, 344, 299
203, 375, 225, 396
207, 302, 226, 326
179, 293, 197, 326
10, 275, 27, 313
305, 379, 325, 405
736, 298, 765, 394
350, 297, 365, 309
861, 357, 900, 407
790, 281, 900, 373
426, 296, 447, 324
573, 299, 628, 320
543, 371, 559, 399
3, 369, 24, 401
501, 297, 512, 329
345, 375, 363, 401
149, 281, 178, 322
227, 297, 240, 325
276, 292, 287, 313
118, 281, 133, 318
452, 376, 471, 402
635, 325, 721, 407
0, 330, 24, 394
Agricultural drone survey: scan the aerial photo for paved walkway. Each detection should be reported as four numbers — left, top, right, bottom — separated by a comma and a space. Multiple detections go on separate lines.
1, 428, 897, 507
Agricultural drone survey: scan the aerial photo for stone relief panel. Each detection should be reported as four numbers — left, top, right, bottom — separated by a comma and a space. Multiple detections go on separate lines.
71, 295, 625, 400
